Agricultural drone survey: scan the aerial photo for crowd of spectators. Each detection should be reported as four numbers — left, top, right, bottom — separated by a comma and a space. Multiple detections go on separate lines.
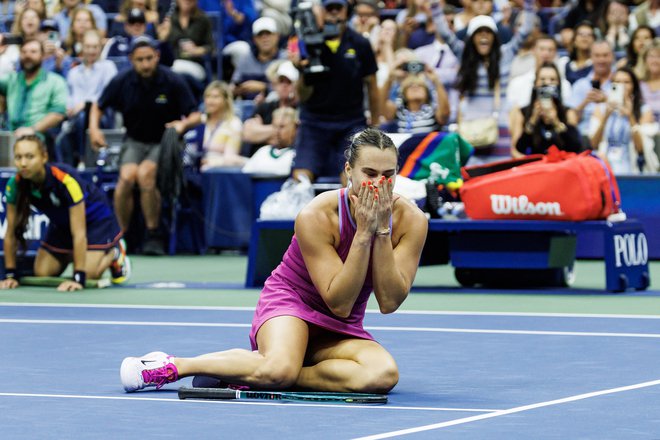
0, 0, 659, 253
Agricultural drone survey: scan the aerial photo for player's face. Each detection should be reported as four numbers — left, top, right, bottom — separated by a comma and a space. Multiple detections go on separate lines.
130, 46, 159, 78
346, 146, 397, 194
14, 140, 47, 181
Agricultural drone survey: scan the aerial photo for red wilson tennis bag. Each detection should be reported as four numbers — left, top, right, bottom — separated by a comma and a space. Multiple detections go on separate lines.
459, 147, 621, 221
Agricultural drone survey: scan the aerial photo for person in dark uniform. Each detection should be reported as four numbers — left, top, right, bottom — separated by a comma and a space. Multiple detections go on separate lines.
89, 36, 201, 255
0, 135, 131, 292
291, 0, 380, 182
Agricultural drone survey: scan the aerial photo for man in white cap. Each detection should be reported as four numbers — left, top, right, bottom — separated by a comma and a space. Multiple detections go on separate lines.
231, 16, 286, 100
243, 60, 300, 156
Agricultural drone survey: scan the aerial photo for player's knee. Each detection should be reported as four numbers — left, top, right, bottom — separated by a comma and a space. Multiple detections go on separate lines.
254, 359, 300, 389
360, 360, 399, 394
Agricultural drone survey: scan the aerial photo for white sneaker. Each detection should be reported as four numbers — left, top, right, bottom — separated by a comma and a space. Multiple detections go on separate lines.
120, 351, 178, 392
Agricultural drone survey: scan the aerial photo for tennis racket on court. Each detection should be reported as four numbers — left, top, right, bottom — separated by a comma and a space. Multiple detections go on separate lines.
20, 276, 111, 289
178, 387, 388, 404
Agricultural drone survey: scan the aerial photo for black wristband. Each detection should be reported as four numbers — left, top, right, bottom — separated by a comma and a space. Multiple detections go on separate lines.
5, 268, 17, 280
73, 271, 86, 287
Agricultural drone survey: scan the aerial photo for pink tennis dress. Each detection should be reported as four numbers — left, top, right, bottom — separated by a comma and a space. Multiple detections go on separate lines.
249, 188, 375, 349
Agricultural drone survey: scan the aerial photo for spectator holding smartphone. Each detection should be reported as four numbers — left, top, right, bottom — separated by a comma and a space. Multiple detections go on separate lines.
566, 40, 615, 148
589, 67, 659, 174
510, 62, 583, 158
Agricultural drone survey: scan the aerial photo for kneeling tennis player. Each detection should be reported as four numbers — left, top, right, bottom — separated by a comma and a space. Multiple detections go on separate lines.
120, 128, 428, 394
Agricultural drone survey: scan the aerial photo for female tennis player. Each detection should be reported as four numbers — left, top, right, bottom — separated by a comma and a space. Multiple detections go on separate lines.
121, 128, 428, 394
0, 135, 131, 292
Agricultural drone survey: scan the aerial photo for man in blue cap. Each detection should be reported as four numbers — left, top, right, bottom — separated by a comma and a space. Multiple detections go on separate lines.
89, 36, 201, 255
102, 9, 174, 66
290, 0, 380, 183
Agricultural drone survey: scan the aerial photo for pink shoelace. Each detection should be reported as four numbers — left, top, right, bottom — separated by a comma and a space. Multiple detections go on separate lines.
142, 363, 179, 389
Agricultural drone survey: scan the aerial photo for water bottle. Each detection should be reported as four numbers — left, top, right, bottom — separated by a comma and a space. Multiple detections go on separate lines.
96, 147, 108, 168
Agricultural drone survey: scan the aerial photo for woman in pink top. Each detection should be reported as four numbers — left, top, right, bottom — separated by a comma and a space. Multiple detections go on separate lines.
120, 128, 429, 394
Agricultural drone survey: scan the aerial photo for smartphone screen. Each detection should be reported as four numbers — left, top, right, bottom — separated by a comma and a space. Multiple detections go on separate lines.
591, 79, 600, 90
609, 83, 624, 105
287, 36, 300, 56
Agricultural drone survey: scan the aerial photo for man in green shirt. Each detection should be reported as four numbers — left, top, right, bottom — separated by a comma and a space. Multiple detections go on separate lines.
0, 39, 67, 149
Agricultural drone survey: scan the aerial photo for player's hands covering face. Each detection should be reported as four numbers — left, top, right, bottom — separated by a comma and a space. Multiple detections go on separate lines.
351, 180, 379, 235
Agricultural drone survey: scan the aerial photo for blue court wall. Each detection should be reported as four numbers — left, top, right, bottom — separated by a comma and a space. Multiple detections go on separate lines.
0, 170, 658, 259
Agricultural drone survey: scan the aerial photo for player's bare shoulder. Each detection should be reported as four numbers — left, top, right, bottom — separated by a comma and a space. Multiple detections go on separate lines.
295, 190, 341, 239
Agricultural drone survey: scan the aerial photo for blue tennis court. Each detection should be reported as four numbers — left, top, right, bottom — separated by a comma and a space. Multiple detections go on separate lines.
2, 288, 660, 439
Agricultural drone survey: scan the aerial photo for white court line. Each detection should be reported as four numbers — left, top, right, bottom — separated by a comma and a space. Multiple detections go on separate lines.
0, 319, 251, 328
0, 302, 256, 312
2, 302, 660, 320
353, 379, 660, 440
2, 318, 660, 339
0, 392, 496, 412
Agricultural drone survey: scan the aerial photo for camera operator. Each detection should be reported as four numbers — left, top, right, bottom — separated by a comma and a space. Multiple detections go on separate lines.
290, 0, 380, 182
511, 62, 583, 158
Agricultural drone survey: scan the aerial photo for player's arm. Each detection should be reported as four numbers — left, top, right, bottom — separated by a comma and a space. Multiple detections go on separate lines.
58, 202, 87, 292
371, 198, 428, 313
1, 203, 20, 289
296, 193, 374, 318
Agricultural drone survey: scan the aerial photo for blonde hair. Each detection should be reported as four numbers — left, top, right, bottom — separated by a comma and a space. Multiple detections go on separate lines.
65, 7, 98, 51
204, 80, 235, 119
11, 8, 41, 37
265, 59, 286, 83
635, 38, 660, 81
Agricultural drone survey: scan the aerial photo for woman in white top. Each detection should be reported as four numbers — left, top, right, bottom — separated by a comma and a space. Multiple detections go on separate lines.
590, 67, 659, 174
200, 81, 247, 171
637, 38, 660, 122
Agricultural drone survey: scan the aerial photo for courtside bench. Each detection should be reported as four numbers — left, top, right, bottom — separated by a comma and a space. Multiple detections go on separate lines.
245, 218, 651, 292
